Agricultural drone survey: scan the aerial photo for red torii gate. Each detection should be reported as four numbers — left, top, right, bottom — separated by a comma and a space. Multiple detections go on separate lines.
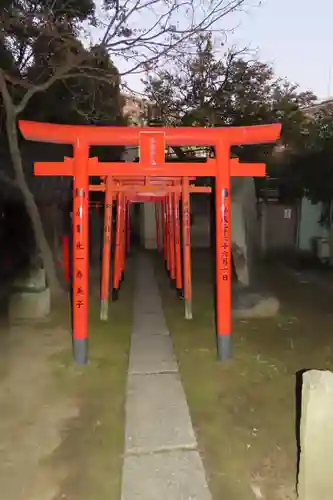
92, 164, 263, 321
91, 174, 212, 318
19, 121, 281, 364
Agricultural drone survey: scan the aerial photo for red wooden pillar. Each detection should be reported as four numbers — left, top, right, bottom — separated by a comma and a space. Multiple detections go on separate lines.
100, 177, 113, 320
164, 197, 170, 270
112, 192, 123, 300
72, 141, 89, 364
168, 192, 176, 284
161, 200, 166, 260
120, 195, 126, 280
126, 201, 131, 255
155, 202, 161, 252
215, 141, 231, 360
174, 192, 183, 296
182, 177, 192, 319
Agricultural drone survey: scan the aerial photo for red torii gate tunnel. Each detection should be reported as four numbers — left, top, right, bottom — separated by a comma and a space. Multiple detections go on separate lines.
19, 121, 281, 364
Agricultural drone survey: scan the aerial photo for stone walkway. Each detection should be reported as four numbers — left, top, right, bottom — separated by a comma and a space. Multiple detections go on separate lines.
121, 253, 211, 500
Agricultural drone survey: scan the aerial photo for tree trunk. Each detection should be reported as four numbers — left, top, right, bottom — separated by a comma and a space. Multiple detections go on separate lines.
1, 91, 62, 300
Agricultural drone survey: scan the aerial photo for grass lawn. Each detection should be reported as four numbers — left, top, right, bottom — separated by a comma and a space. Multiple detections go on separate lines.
47, 263, 135, 500
155, 249, 333, 500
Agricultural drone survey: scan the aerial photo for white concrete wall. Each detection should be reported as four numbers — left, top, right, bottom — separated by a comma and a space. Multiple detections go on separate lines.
190, 195, 210, 248
190, 214, 210, 248
141, 203, 158, 249
298, 198, 327, 251
140, 198, 211, 250
140, 195, 251, 252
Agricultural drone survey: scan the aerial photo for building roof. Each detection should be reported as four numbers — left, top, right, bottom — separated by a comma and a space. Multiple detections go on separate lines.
302, 97, 333, 115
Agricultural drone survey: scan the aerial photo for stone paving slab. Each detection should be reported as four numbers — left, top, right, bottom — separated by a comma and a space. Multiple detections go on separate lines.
125, 373, 197, 455
121, 450, 211, 500
134, 298, 162, 314
129, 335, 177, 374
121, 253, 211, 499
134, 303, 162, 315
132, 311, 169, 336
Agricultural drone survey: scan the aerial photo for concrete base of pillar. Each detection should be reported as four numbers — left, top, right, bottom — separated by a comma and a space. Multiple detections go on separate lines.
73, 338, 88, 365
100, 299, 109, 321
185, 300, 192, 320
217, 335, 232, 361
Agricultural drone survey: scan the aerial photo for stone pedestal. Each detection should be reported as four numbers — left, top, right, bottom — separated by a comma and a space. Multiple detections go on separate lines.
9, 288, 51, 320
9, 267, 51, 320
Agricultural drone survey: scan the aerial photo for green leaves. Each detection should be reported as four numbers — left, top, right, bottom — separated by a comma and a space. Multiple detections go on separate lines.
144, 32, 329, 202
284, 106, 333, 205
0, 0, 123, 129
145, 33, 316, 138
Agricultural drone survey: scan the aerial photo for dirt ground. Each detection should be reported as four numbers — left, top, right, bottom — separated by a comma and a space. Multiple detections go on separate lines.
0, 267, 134, 500
155, 250, 333, 500
0, 320, 74, 500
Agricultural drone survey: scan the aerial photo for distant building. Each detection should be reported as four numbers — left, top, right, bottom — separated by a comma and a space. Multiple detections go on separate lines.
302, 97, 333, 117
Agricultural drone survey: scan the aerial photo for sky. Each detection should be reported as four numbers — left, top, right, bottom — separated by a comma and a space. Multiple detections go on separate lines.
113, 0, 333, 100
232, 0, 333, 100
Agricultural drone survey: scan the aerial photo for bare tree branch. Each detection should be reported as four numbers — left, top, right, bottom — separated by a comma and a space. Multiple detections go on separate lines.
1, 0, 251, 119
3, 56, 118, 115
95, 0, 248, 76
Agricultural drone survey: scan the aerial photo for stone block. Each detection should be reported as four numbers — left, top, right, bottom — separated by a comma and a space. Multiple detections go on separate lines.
129, 334, 177, 374
9, 287, 51, 321
132, 311, 169, 336
125, 373, 196, 455
134, 298, 163, 314
122, 450, 211, 500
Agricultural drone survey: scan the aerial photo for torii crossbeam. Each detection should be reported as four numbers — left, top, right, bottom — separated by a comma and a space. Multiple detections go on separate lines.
19, 120, 281, 365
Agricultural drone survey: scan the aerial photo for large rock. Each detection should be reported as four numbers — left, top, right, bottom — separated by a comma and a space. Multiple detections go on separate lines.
232, 286, 280, 318
231, 177, 261, 287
